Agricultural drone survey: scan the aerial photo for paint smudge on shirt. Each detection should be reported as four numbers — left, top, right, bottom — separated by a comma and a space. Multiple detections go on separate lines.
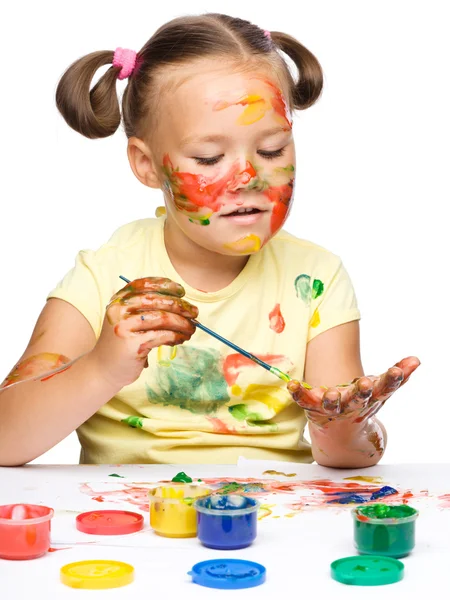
121, 416, 144, 429
223, 353, 292, 386
294, 275, 325, 306
228, 403, 278, 431
269, 303, 285, 333
146, 346, 229, 414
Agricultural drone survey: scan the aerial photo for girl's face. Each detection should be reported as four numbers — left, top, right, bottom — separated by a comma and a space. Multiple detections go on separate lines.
154, 62, 295, 256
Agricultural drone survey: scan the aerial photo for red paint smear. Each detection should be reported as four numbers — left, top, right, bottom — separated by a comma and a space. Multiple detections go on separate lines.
79, 478, 433, 515
269, 303, 285, 333
49, 547, 70, 552
206, 417, 236, 434
222, 353, 288, 386
438, 494, 450, 508
264, 79, 293, 129
265, 183, 293, 235
40, 364, 72, 382
163, 154, 257, 214
92, 496, 105, 503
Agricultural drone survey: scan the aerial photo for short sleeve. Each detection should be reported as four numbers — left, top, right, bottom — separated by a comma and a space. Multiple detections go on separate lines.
306, 260, 361, 342
46, 249, 111, 339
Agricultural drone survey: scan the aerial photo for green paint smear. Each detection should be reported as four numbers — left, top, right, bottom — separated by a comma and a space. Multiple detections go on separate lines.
312, 279, 324, 299
294, 275, 325, 304
294, 274, 311, 304
108, 473, 125, 478
228, 404, 278, 431
121, 416, 144, 428
172, 471, 193, 483
359, 504, 418, 519
146, 346, 229, 414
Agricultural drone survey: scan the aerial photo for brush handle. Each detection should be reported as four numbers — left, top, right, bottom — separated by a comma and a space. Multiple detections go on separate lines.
118, 275, 298, 385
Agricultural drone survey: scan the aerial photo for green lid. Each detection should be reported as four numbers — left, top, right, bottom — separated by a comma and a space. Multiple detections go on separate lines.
331, 556, 404, 586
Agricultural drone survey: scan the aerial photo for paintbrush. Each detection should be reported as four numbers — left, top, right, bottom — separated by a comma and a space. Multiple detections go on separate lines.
119, 275, 311, 388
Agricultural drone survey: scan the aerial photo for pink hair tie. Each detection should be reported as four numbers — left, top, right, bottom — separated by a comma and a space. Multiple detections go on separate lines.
264, 30, 271, 40
113, 47, 137, 80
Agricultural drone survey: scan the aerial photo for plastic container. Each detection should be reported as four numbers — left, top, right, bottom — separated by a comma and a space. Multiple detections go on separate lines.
194, 494, 259, 549
189, 559, 266, 589
148, 483, 210, 538
0, 504, 54, 560
352, 504, 419, 558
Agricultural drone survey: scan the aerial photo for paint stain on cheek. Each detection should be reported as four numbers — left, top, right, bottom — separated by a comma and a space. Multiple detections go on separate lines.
268, 303, 285, 333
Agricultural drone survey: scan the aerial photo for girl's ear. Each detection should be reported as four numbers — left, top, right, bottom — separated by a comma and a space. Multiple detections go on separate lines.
127, 137, 161, 189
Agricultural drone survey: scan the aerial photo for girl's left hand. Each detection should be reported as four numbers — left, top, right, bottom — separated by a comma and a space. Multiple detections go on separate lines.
287, 356, 420, 427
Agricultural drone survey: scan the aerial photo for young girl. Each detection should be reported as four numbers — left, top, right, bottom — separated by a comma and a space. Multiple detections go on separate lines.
0, 13, 419, 467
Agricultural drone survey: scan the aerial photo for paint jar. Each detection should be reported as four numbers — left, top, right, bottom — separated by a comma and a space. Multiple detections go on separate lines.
0, 504, 54, 560
352, 504, 419, 558
194, 494, 259, 550
148, 483, 211, 538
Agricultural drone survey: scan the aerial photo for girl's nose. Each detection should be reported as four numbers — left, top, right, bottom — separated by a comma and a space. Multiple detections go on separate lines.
228, 160, 257, 192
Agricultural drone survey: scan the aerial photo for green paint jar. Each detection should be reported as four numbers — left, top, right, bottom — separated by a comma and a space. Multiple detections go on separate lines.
352, 504, 419, 558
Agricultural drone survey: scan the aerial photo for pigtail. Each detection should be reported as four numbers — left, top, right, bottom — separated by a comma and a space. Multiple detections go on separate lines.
270, 32, 323, 110
56, 51, 122, 139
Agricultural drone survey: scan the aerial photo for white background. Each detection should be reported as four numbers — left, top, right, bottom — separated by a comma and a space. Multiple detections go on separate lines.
0, 1, 448, 465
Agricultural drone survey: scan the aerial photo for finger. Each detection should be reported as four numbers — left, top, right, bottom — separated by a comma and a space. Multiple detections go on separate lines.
321, 387, 341, 415
110, 277, 186, 303
114, 311, 196, 338
287, 380, 325, 413
370, 367, 404, 404
113, 293, 198, 319
394, 356, 421, 385
341, 377, 374, 411
136, 330, 192, 356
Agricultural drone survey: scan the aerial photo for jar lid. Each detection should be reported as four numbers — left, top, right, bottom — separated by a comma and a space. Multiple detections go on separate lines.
60, 560, 134, 589
189, 559, 266, 589
76, 510, 143, 535
331, 556, 404, 586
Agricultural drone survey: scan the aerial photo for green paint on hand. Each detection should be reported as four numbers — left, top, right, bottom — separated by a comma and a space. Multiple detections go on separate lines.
121, 416, 144, 428
172, 471, 193, 483
146, 346, 229, 414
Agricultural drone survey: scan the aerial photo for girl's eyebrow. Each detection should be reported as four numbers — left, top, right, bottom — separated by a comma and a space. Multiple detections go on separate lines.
180, 127, 290, 148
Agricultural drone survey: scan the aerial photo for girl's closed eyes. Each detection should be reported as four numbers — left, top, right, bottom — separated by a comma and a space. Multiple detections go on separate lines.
192, 147, 286, 166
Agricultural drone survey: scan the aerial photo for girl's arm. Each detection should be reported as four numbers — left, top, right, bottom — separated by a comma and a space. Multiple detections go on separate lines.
303, 320, 388, 468
0, 298, 120, 466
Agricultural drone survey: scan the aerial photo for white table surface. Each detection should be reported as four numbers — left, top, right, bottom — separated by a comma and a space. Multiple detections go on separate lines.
1, 459, 449, 598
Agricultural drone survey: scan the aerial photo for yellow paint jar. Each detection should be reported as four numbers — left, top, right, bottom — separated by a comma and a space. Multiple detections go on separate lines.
148, 484, 211, 538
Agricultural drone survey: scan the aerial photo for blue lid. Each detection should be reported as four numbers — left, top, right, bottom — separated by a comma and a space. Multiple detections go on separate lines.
189, 559, 266, 589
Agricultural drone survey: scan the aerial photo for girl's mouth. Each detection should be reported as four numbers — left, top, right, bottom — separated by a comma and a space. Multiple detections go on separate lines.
220, 207, 267, 224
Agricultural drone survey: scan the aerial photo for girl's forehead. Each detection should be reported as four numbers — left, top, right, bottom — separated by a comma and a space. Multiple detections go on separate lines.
155, 63, 291, 144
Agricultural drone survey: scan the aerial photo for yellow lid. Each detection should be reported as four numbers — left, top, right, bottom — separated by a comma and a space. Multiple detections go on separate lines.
60, 560, 134, 589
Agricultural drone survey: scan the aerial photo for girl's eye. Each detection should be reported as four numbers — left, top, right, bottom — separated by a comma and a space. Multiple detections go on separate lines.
193, 155, 223, 166
258, 147, 286, 160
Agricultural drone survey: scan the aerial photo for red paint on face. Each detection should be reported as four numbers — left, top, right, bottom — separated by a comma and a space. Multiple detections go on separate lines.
269, 303, 285, 333
264, 182, 293, 234
163, 154, 257, 214
263, 79, 293, 129
223, 353, 289, 386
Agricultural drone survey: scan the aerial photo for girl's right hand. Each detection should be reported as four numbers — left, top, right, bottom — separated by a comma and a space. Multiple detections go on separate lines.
91, 277, 198, 389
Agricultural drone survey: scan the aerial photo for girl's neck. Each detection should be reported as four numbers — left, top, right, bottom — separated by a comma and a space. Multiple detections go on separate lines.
163, 218, 249, 293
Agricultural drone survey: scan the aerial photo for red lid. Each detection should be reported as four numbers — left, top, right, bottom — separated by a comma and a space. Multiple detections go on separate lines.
76, 510, 144, 535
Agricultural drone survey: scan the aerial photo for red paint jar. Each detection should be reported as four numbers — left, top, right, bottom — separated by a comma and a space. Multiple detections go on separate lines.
0, 504, 54, 560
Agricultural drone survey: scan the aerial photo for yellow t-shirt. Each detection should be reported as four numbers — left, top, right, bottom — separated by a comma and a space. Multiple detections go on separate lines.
48, 217, 360, 464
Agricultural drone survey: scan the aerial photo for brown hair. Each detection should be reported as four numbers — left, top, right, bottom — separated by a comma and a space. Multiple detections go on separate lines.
56, 13, 323, 140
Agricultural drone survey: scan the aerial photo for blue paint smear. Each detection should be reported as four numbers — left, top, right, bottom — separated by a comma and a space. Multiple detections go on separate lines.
329, 494, 368, 504
327, 486, 398, 505
369, 486, 398, 500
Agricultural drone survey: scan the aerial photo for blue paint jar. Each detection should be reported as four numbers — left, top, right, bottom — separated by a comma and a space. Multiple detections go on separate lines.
194, 494, 259, 550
